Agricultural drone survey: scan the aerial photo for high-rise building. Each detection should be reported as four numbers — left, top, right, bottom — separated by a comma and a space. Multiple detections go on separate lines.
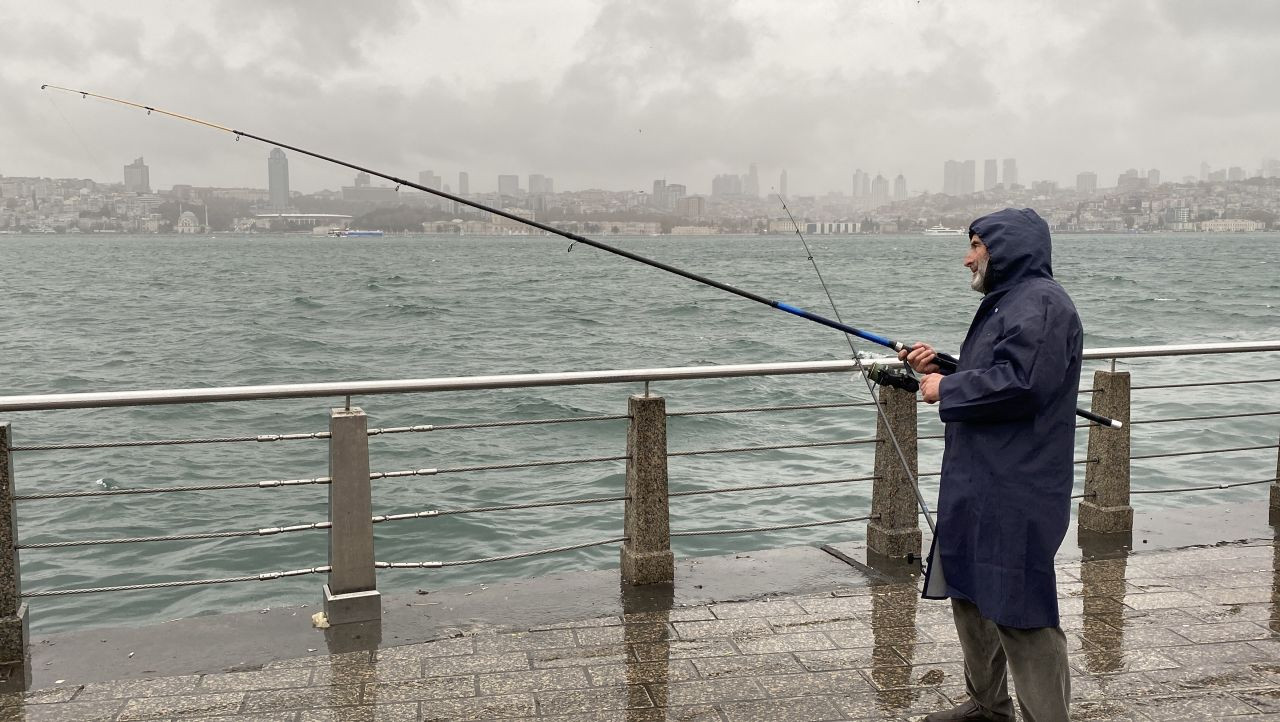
960, 160, 976, 195
942, 160, 961, 196
123, 157, 150, 193
1146, 169, 1160, 187
1002, 158, 1018, 188
870, 173, 889, 207
711, 173, 742, 196
893, 174, 907, 201
666, 183, 686, 207
1199, 161, 1210, 182
418, 170, 441, 189
268, 148, 290, 209
983, 159, 998, 191
458, 171, 469, 196
528, 174, 553, 195
1261, 158, 1280, 178
652, 179, 667, 209
1076, 171, 1097, 195
1228, 166, 1245, 181
779, 169, 788, 199
354, 172, 371, 187
743, 163, 759, 197
498, 174, 520, 197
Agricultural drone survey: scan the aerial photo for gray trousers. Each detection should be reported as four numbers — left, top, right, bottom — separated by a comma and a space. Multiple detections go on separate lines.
951, 598, 1070, 722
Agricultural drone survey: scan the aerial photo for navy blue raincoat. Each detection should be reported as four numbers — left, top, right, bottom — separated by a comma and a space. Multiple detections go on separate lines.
921, 208, 1083, 629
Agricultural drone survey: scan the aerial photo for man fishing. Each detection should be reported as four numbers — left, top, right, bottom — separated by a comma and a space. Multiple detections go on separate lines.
899, 208, 1082, 722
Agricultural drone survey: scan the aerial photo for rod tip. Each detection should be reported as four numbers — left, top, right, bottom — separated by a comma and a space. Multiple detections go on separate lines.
1110, 420, 1123, 429
40, 84, 47, 90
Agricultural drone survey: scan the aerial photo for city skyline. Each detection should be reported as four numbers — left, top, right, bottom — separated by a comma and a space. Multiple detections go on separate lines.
4, 2, 1278, 196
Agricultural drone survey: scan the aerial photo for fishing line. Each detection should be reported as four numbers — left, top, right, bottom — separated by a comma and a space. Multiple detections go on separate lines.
44, 94, 110, 180
38, 84, 1117, 430
777, 194, 936, 534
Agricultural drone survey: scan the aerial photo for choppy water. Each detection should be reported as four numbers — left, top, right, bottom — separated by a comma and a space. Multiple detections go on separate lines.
2, 232, 1277, 632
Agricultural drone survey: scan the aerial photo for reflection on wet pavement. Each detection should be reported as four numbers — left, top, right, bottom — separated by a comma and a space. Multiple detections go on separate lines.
2, 535, 1279, 720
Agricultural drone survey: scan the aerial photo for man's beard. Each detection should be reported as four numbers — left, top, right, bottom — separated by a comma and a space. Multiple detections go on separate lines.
970, 257, 989, 294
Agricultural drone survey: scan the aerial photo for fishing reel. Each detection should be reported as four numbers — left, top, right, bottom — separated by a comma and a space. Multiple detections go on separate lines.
866, 362, 920, 393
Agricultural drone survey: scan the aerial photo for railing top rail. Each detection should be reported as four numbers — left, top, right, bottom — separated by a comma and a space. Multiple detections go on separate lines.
0, 341, 1275, 412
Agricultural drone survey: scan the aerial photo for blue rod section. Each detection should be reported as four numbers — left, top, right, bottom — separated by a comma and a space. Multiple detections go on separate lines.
773, 302, 896, 349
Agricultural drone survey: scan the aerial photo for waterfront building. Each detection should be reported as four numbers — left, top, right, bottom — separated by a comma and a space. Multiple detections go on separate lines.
1002, 158, 1018, 188
268, 149, 290, 210
1200, 217, 1262, 232
175, 210, 201, 234
123, 157, 150, 194
1077, 171, 1098, 195
984, 158, 998, 190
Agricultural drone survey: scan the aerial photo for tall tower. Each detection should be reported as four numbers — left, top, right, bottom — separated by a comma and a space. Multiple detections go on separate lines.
744, 162, 760, 197
942, 161, 960, 196
123, 157, 151, 194
1002, 158, 1019, 188
983, 159, 998, 190
870, 173, 889, 207
960, 160, 976, 195
458, 171, 470, 196
267, 149, 290, 209
893, 174, 907, 201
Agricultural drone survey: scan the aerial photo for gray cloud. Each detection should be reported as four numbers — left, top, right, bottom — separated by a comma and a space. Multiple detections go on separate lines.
4, 1, 1276, 194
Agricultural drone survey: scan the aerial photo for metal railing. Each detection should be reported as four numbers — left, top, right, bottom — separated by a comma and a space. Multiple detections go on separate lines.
0, 340, 1275, 666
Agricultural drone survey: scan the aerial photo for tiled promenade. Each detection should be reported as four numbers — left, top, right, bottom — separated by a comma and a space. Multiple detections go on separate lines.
2, 538, 1278, 721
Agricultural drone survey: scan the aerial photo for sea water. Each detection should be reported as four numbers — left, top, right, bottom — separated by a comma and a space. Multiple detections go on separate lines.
1, 232, 1277, 631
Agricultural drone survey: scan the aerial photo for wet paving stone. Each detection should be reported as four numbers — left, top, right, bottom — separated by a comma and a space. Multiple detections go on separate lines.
691, 652, 806, 680
419, 693, 534, 720
536, 685, 653, 715
476, 667, 590, 695
585, 659, 699, 687
299, 704, 417, 722
242, 684, 360, 713
0, 699, 125, 722
11, 539, 1280, 721
118, 691, 244, 720
719, 695, 844, 721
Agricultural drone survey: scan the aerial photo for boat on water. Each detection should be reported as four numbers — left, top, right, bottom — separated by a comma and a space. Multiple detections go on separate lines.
328, 228, 384, 238
922, 224, 967, 236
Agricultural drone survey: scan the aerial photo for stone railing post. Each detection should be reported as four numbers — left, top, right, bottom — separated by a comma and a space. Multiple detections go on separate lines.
621, 393, 674, 584
866, 385, 921, 560
1270, 433, 1279, 524
0, 424, 28, 667
1078, 370, 1133, 533
323, 407, 381, 624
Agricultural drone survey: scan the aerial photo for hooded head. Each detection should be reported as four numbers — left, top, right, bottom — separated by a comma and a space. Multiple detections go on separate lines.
967, 208, 1053, 293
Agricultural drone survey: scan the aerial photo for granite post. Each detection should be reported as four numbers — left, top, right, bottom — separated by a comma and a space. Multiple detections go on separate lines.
323, 407, 381, 624
866, 385, 921, 560
0, 424, 28, 667
1078, 370, 1133, 533
620, 394, 674, 584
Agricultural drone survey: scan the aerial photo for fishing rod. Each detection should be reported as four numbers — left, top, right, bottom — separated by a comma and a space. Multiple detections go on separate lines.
778, 195, 938, 534
41, 84, 1117, 429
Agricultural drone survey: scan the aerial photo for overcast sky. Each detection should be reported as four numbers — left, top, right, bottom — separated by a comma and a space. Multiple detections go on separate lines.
4, 0, 1278, 196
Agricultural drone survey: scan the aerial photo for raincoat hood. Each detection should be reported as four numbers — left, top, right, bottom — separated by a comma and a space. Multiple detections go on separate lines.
968, 208, 1052, 293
